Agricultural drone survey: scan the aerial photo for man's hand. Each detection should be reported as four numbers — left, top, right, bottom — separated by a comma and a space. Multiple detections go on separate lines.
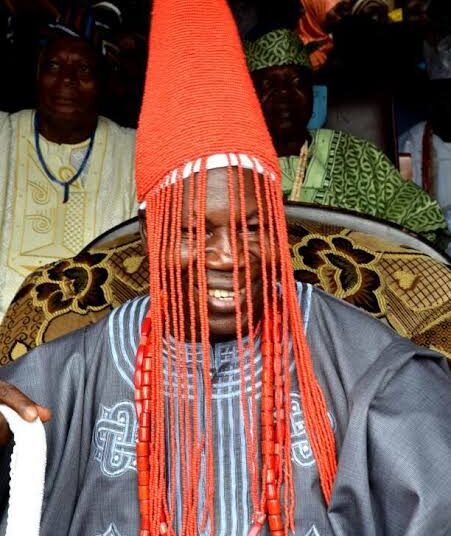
2, 0, 59, 17
0, 380, 52, 446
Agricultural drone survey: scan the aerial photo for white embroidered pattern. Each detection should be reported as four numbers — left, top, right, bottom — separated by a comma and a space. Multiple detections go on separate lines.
304, 525, 321, 536
290, 393, 335, 468
94, 401, 137, 477
95, 522, 122, 536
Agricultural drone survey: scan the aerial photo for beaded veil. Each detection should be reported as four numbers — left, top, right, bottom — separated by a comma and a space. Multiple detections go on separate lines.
134, 0, 337, 534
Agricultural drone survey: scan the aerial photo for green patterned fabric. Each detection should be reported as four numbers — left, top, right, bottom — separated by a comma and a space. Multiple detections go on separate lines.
280, 129, 448, 243
245, 29, 312, 72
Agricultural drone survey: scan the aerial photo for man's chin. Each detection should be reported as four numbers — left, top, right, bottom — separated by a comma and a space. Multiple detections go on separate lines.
41, 106, 92, 125
207, 311, 262, 343
50, 109, 83, 122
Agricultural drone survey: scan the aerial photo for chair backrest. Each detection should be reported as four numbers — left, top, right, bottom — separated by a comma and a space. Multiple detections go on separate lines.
285, 202, 450, 264
287, 203, 450, 359
1, 208, 450, 364
0, 218, 148, 365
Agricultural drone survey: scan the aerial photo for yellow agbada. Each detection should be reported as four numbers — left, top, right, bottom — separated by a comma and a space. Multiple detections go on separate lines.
0, 109, 137, 320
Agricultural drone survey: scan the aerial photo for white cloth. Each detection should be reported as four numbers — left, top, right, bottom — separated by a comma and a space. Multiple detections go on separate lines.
0, 405, 46, 536
0, 110, 138, 321
399, 120, 451, 234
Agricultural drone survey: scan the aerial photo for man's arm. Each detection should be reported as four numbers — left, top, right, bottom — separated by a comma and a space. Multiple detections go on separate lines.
328, 346, 451, 534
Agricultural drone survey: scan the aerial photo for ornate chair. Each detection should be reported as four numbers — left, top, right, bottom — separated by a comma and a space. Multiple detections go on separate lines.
1, 206, 450, 365
0, 219, 148, 364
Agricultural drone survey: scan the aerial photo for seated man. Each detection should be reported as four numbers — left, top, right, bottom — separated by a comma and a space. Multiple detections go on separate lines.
0, 1, 449, 535
0, 10, 137, 320
399, 42, 451, 254
245, 28, 448, 247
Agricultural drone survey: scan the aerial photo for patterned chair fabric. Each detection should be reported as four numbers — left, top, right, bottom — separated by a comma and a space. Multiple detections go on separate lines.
1, 212, 450, 365
0, 224, 148, 365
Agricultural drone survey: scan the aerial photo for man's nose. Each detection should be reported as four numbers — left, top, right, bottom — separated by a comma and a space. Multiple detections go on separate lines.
278, 87, 289, 96
61, 67, 78, 85
205, 229, 243, 271
266, 87, 288, 100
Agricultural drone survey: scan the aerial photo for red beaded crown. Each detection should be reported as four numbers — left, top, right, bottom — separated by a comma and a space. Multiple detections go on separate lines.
134, 0, 337, 534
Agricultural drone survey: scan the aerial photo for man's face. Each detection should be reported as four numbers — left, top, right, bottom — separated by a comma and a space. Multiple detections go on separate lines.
37, 36, 100, 127
140, 167, 272, 342
252, 64, 313, 143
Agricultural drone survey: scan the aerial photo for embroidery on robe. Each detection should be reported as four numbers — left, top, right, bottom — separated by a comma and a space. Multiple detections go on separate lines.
93, 401, 137, 477
290, 392, 335, 468
95, 523, 122, 536
304, 525, 321, 536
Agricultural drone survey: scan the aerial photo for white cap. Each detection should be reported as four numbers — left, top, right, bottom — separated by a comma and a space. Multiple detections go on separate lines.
139, 152, 273, 209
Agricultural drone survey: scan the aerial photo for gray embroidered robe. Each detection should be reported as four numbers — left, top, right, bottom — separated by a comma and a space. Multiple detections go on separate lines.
0, 283, 450, 536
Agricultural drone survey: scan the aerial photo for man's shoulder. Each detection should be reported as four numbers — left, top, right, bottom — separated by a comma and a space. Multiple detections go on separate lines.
9, 109, 33, 122
295, 281, 387, 336
74, 294, 149, 350
307, 283, 394, 335
311, 127, 358, 144
0, 296, 149, 390
312, 127, 387, 156
304, 284, 450, 403
98, 115, 136, 141
1, 109, 34, 135
307, 285, 416, 356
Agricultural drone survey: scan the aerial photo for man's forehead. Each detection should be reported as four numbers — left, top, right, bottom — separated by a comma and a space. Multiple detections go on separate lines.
41, 36, 95, 59
139, 166, 266, 211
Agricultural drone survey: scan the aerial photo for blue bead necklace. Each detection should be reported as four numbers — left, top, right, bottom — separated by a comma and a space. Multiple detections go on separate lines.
34, 113, 96, 203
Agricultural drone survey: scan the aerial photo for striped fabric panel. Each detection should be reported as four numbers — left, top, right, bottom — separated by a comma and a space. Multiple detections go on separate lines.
108, 296, 149, 390
106, 283, 313, 534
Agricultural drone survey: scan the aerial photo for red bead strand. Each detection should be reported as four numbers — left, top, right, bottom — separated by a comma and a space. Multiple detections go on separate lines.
248, 306, 285, 536
134, 312, 168, 535
135, 306, 286, 535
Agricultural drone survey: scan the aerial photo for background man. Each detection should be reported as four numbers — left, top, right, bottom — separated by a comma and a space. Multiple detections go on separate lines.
246, 27, 448, 247
0, 12, 137, 320
399, 42, 451, 254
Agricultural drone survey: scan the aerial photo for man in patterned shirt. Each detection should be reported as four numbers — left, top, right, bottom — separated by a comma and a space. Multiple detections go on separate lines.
245, 27, 448, 246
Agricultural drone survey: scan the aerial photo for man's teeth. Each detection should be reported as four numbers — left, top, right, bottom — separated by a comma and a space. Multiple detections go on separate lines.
208, 289, 235, 299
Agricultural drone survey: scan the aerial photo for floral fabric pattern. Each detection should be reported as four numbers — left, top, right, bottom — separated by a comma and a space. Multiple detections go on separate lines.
292, 235, 385, 315
33, 252, 109, 316
0, 230, 149, 364
1, 219, 449, 364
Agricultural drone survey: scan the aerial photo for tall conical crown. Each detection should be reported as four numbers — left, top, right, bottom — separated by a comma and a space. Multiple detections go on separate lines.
133, 2, 337, 534
135, 0, 279, 201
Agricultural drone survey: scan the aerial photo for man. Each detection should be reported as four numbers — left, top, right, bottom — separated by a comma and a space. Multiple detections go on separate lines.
245, 28, 448, 247
399, 44, 451, 254
0, 0, 450, 535
0, 15, 137, 320
0, 1, 124, 111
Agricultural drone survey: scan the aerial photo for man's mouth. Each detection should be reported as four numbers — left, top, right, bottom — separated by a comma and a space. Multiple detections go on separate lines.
207, 288, 235, 300
191, 282, 261, 316
205, 287, 244, 313
52, 94, 78, 106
